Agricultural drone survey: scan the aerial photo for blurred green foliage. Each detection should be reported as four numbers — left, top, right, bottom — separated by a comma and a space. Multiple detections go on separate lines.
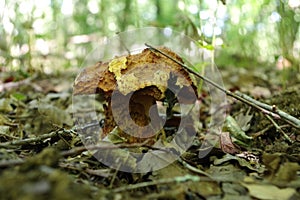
0, 0, 299, 73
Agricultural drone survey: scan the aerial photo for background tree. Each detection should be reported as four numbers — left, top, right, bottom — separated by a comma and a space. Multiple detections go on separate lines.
0, 0, 299, 76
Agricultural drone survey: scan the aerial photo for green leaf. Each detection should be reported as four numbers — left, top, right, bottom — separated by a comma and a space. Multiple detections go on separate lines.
214, 153, 265, 173
242, 183, 297, 200
196, 40, 214, 50
11, 92, 26, 101
223, 116, 253, 146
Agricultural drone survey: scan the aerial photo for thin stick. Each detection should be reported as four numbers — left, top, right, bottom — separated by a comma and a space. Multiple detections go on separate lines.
60, 140, 160, 157
0, 159, 25, 168
0, 128, 71, 148
0, 140, 159, 168
236, 91, 300, 129
0, 75, 42, 92
252, 124, 274, 138
112, 174, 202, 193
145, 43, 300, 130
265, 115, 292, 143
177, 157, 213, 179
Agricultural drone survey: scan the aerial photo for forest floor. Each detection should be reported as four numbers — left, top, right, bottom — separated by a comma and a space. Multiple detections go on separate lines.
0, 64, 299, 200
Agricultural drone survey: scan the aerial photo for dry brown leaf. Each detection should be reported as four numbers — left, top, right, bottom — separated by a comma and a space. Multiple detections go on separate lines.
220, 132, 241, 154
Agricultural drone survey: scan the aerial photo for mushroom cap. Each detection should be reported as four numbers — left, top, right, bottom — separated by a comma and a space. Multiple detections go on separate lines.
73, 47, 195, 100
73, 46, 198, 143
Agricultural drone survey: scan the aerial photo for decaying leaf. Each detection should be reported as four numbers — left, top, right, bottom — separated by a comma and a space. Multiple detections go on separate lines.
151, 162, 221, 197
38, 104, 73, 127
74, 47, 197, 143
207, 164, 247, 182
137, 149, 179, 172
262, 152, 300, 184
0, 98, 13, 112
262, 152, 282, 174
94, 148, 137, 171
235, 109, 253, 132
223, 115, 253, 147
241, 183, 297, 200
273, 162, 300, 184
213, 153, 265, 173
220, 132, 240, 154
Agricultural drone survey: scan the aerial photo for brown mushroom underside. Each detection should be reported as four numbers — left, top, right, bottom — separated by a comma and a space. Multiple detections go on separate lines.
73, 47, 196, 143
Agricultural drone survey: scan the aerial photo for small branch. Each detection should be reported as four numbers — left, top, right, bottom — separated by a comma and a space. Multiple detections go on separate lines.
265, 115, 292, 143
145, 43, 300, 131
178, 157, 213, 179
0, 128, 72, 148
0, 159, 25, 168
0, 140, 159, 168
0, 78, 31, 92
0, 75, 42, 92
112, 174, 202, 193
60, 140, 159, 157
236, 92, 300, 129
253, 124, 274, 138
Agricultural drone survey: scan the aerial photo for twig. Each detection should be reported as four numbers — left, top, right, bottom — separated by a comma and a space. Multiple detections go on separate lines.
236, 92, 300, 129
60, 139, 159, 157
265, 115, 292, 143
0, 159, 25, 168
0, 140, 159, 168
109, 166, 120, 189
0, 74, 42, 92
0, 128, 72, 148
0, 78, 31, 92
145, 43, 300, 131
252, 124, 274, 138
177, 157, 213, 179
112, 174, 202, 193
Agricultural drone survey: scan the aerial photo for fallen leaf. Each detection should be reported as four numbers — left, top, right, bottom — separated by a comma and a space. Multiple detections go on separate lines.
223, 115, 253, 146
214, 153, 265, 173
250, 86, 271, 99
235, 109, 253, 132
0, 98, 13, 112
220, 132, 240, 154
38, 103, 73, 127
273, 162, 300, 184
242, 183, 297, 200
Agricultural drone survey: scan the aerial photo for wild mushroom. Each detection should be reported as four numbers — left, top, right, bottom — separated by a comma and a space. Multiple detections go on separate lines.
73, 47, 197, 143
